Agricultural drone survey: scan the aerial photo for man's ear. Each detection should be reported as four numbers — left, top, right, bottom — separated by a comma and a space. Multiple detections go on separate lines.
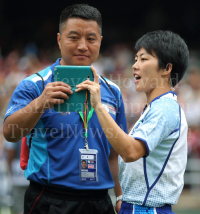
162, 63, 172, 76
100, 36, 103, 46
57, 33, 61, 50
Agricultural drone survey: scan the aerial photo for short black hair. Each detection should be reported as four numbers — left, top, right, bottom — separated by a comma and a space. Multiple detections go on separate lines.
82, 160, 86, 163
135, 30, 189, 87
59, 4, 102, 35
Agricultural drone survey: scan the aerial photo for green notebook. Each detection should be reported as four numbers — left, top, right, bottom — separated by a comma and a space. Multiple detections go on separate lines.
54, 65, 93, 112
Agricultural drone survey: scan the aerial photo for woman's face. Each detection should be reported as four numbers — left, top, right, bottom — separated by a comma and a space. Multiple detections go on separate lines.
132, 48, 164, 94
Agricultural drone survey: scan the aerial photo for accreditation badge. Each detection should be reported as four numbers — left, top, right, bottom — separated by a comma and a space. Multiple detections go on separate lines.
79, 149, 98, 182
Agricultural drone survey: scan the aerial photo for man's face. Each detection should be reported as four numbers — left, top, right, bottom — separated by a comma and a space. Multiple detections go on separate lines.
82, 161, 87, 169
57, 18, 102, 66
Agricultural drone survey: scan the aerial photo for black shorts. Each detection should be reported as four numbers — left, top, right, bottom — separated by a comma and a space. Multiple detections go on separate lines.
24, 182, 115, 214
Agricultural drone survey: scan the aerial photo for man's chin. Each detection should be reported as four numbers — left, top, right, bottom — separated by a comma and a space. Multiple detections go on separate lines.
73, 60, 92, 66
61, 58, 93, 66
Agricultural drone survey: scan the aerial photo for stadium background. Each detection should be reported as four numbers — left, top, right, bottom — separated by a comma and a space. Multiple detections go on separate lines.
1, 0, 200, 213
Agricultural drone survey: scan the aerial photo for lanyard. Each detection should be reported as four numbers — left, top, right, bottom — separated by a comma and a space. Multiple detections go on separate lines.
79, 91, 94, 150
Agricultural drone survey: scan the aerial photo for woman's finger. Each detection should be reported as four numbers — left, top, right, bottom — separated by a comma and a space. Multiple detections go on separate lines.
77, 80, 97, 88
75, 84, 92, 92
91, 66, 99, 84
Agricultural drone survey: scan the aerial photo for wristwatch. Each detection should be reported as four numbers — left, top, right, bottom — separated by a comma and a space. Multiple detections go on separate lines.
116, 195, 122, 203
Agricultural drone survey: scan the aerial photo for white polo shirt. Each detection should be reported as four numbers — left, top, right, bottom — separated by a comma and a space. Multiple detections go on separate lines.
119, 91, 188, 207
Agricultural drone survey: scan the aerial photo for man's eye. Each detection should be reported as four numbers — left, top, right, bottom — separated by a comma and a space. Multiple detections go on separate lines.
88, 38, 95, 41
70, 36, 78, 39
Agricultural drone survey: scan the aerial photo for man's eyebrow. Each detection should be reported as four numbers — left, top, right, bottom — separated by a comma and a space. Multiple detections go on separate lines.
87, 32, 97, 37
68, 31, 97, 37
68, 31, 80, 36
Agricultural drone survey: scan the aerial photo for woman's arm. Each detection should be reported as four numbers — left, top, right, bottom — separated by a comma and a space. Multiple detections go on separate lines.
76, 67, 146, 162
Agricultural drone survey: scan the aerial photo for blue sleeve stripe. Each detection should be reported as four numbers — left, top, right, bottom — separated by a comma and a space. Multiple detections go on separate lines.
133, 137, 150, 157
168, 128, 179, 136
25, 68, 52, 95
32, 69, 52, 82
143, 157, 149, 190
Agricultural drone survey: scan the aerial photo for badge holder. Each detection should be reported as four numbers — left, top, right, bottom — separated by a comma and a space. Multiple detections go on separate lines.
78, 88, 98, 182
79, 149, 98, 182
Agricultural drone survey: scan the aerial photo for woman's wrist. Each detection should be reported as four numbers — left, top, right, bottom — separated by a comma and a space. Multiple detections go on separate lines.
116, 195, 122, 203
94, 102, 104, 113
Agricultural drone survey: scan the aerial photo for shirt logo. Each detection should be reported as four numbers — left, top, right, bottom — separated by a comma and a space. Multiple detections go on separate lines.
130, 119, 143, 135
60, 112, 70, 115
102, 103, 116, 115
6, 106, 13, 115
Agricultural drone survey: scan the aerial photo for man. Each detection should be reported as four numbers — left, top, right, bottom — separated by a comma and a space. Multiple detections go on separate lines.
3, 4, 127, 214
82, 160, 87, 169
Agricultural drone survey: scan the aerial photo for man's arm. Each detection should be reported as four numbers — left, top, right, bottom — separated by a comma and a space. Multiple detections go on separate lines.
4, 97, 44, 142
3, 82, 72, 142
108, 148, 122, 213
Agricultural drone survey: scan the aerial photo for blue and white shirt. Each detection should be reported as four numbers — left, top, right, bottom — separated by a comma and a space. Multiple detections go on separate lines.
119, 92, 188, 207
5, 59, 127, 190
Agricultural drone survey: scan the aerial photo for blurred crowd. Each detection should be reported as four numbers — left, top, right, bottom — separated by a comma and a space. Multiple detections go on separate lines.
0, 43, 200, 213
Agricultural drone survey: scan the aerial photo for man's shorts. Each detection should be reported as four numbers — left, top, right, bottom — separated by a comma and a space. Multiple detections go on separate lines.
24, 181, 115, 214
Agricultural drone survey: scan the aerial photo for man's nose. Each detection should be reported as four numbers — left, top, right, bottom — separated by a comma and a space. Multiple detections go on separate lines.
77, 38, 88, 51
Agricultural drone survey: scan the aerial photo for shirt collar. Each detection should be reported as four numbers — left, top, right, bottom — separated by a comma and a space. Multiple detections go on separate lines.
150, 91, 177, 106
142, 91, 177, 113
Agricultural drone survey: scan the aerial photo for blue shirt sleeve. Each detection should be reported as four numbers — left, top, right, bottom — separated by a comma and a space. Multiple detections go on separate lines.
116, 93, 128, 134
108, 92, 128, 149
132, 98, 180, 155
4, 80, 40, 120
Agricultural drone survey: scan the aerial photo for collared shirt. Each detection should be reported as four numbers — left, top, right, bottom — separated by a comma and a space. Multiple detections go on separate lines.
5, 59, 127, 189
119, 92, 188, 207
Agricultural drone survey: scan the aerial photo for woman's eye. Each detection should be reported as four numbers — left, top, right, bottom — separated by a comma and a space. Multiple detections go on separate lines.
141, 58, 147, 61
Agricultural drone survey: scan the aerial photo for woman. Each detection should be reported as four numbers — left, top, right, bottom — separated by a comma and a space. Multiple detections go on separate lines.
76, 30, 189, 214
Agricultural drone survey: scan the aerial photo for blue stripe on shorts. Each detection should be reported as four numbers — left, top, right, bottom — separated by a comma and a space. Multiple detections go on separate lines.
119, 202, 175, 214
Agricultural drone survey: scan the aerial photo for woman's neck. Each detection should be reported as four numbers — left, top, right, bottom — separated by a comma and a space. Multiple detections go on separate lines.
146, 85, 172, 104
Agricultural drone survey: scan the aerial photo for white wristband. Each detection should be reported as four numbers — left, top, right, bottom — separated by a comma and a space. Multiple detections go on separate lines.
116, 195, 122, 202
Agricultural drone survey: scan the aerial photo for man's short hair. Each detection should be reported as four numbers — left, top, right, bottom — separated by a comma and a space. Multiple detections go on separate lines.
135, 30, 189, 87
59, 4, 102, 35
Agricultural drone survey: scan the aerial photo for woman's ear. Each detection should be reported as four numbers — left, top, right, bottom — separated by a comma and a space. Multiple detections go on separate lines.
162, 63, 172, 76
